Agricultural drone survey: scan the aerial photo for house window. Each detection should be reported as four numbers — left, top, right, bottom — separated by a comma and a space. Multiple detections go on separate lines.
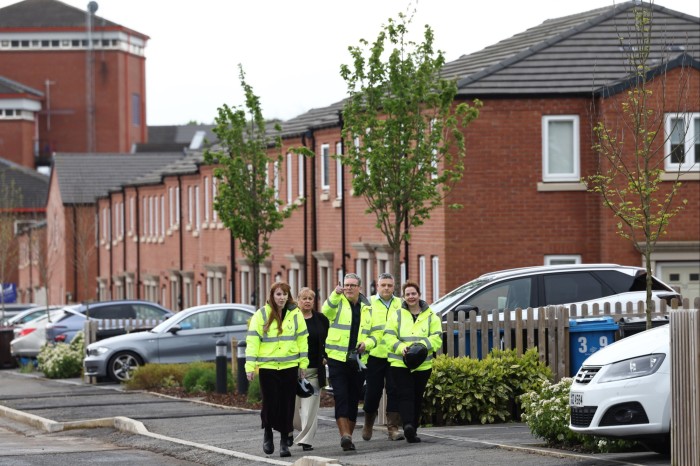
175, 186, 181, 226
418, 255, 426, 297
665, 113, 700, 172
203, 177, 209, 224
188, 186, 193, 227
160, 195, 165, 238
194, 185, 201, 231
321, 144, 330, 190
287, 153, 293, 205
143, 198, 148, 236
169, 187, 174, 228
274, 160, 280, 207
431, 256, 440, 302
336, 142, 343, 199
545, 255, 581, 265
298, 153, 305, 198
132, 93, 141, 126
211, 178, 218, 222
129, 197, 135, 235
542, 115, 580, 182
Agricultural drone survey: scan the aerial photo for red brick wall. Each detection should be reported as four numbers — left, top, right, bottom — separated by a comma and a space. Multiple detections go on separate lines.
0, 119, 35, 167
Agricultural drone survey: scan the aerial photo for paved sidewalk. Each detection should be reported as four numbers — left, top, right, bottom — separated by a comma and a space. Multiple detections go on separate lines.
0, 371, 669, 466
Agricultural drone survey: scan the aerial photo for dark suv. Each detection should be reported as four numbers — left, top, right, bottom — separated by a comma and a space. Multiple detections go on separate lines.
45, 300, 173, 343
434, 263, 681, 321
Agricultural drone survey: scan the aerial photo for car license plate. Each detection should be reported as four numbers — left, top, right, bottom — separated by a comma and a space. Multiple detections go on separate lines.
570, 392, 583, 407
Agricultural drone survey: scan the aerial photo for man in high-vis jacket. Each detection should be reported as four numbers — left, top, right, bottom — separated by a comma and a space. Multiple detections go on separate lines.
322, 273, 378, 452
362, 272, 404, 441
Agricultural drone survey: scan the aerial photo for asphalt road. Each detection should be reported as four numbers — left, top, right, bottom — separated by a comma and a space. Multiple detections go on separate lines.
0, 371, 671, 466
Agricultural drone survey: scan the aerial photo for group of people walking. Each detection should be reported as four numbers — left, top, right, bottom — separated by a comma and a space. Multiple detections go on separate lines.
245, 272, 442, 457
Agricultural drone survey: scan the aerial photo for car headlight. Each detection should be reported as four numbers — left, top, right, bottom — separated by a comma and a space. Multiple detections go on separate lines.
86, 346, 110, 357
598, 353, 666, 383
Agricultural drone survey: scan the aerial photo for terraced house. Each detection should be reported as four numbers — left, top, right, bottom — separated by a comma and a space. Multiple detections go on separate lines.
14, 1, 700, 308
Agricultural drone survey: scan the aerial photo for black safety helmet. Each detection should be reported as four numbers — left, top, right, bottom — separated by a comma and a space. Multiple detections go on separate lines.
403, 343, 428, 370
296, 378, 314, 398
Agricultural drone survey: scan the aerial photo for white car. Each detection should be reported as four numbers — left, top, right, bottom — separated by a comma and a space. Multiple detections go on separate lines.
433, 263, 681, 321
569, 324, 670, 454
10, 308, 81, 360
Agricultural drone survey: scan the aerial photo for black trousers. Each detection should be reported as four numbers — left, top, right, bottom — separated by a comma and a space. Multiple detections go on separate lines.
328, 358, 365, 422
389, 366, 431, 430
259, 367, 297, 434
363, 355, 398, 413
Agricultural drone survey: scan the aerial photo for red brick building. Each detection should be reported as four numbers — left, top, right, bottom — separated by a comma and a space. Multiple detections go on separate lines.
21, 1, 700, 309
0, 0, 149, 169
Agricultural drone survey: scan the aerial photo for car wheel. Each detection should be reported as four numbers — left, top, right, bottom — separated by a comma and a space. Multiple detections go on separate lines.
641, 434, 670, 455
108, 351, 143, 383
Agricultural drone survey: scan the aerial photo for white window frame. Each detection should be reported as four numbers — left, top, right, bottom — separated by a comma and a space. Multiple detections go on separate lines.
336, 142, 343, 199
274, 160, 280, 207
286, 152, 293, 205
418, 255, 426, 297
169, 187, 174, 228
298, 153, 305, 198
321, 143, 330, 190
664, 113, 700, 172
431, 255, 440, 302
143, 197, 148, 237
542, 115, 580, 182
212, 178, 218, 223
194, 185, 201, 231
187, 186, 193, 227
544, 254, 582, 266
160, 195, 165, 238
175, 186, 180, 226
129, 197, 135, 235
203, 177, 209, 224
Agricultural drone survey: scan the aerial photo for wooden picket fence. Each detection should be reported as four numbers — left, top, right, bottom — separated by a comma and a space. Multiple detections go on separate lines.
440, 297, 699, 381
670, 308, 699, 465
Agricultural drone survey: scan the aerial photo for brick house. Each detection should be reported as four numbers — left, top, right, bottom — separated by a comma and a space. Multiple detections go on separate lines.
23, 1, 700, 308
0, 0, 149, 170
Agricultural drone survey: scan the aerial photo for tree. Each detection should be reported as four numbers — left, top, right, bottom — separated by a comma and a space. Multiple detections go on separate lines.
587, 3, 693, 328
340, 11, 481, 282
203, 65, 301, 306
0, 170, 22, 317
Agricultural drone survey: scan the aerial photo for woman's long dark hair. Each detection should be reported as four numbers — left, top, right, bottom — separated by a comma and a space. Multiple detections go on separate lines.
264, 282, 294, 335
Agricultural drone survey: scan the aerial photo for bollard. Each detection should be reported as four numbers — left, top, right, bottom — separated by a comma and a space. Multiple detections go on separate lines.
215, 339, 227, 394
237, 340, 248, 395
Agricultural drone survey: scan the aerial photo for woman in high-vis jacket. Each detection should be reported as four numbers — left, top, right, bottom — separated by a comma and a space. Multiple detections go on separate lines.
322, 273, 378, 452
383, 280, 442, 443
246, 282, 309, 458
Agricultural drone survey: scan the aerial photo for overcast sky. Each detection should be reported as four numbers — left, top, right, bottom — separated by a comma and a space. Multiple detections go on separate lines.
4, 0, 697, 125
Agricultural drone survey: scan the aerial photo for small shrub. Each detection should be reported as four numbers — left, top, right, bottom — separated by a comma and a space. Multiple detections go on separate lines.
520, 377, 638, 452
125, 363, 190, 390
423, 348, 551, 426
37, 331, 85, 379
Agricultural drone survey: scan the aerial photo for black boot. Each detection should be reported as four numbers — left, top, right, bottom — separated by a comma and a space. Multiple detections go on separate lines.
279, 433, 291, 457
286, 433, 294, 447
263, 427, 274, 455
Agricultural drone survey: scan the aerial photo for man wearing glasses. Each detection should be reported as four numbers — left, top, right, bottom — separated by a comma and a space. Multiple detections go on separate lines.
322, 273, 377, 452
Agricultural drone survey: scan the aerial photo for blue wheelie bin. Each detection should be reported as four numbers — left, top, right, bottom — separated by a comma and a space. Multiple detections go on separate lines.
569, 316, 618, 376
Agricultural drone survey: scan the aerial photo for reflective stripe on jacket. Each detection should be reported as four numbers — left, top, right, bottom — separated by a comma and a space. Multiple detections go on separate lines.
322, 291, 375, 363
245, 303, 309, 372
383, 300, 443, 371
368, 295, 402, 359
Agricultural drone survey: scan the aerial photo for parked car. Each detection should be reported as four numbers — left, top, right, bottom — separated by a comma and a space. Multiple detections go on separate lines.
569, 324, 671, 454
45, 300, 174, 344
432, 264, 680, 321
10, 308, 79, 360
84, 303, 255, 382
1, 305, 61, 328
0, 303, 38, 322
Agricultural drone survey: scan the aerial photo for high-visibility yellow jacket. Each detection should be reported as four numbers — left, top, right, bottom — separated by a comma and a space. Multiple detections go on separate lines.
322, 291, 375, 364
383, 300, 443, 372
368, 295, 402, 359
245, 303, 309, 373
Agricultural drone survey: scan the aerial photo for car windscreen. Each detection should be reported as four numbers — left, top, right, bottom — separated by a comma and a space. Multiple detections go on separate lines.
430, 276, 493, 314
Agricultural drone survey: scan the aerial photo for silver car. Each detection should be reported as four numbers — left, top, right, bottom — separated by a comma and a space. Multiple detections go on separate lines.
84, 303, 255, 382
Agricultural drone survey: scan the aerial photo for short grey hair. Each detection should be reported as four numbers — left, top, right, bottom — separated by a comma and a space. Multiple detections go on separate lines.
378, 272, 394, 281
344, 273, 362, 286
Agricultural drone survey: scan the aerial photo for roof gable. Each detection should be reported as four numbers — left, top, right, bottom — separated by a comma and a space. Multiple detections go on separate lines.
451, 1, 700, 95
0, 0, 146, 38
